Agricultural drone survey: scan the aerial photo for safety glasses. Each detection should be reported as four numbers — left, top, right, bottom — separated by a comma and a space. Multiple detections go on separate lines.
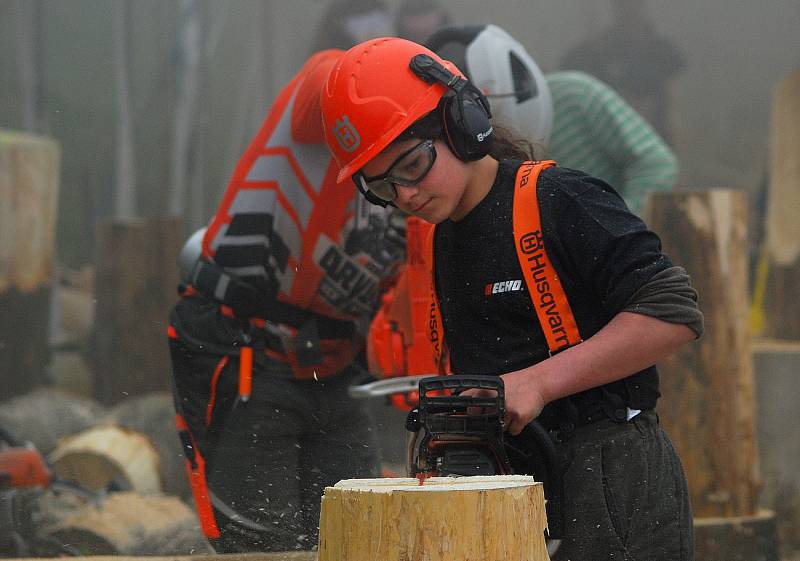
354, 139, 437, 203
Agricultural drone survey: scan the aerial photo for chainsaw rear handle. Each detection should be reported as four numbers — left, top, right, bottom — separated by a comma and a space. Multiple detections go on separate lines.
418, 375, 505, 413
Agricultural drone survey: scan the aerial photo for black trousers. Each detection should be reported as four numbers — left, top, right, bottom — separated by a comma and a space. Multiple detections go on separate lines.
169, 298, 378, 552
551, 410, 693, 561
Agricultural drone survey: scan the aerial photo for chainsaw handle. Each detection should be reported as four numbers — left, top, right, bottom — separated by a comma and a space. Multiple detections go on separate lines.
418, 375, 504, 398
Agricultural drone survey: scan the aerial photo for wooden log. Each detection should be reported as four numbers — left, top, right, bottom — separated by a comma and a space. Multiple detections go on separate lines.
646, 190, 759, 518
752, 339, 800, 555
694, 510, 779, 561
9, 554, 317, 561
106, 392, 190, 500
92, 216, 182, 404
41, 492, 205, 555
0, 130, 61, 397
755, 68, 800, 339
318, 475, 549, 561
48, 424, 162, 494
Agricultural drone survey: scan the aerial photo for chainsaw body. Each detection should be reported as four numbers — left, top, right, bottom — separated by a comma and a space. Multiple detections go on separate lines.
405, 375, 564, 540
406, 375, 511, 477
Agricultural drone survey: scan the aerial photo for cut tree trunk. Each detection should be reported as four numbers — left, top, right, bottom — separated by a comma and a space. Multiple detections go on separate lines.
318, 475, 549, 561
48, 424, 162, 494
92, 216, 182, 405
646, 190, 780, 560
0, 129, 60, 397
758, 67, 800, 339
646, 189, 759, 518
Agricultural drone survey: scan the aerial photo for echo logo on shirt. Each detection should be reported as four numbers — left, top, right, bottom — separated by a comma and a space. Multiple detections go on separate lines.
485, 280, 523, 295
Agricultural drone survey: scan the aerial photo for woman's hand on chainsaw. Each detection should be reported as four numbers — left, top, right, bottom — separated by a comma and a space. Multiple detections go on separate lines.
499, 369, 548, 435
459, 369, 548, 436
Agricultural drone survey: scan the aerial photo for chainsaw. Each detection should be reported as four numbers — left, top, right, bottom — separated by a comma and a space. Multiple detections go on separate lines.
350, 374, 564, 540
0, 424, 99, 557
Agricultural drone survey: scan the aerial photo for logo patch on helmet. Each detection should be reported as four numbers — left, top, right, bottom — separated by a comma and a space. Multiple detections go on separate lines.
333, 116, 361, 153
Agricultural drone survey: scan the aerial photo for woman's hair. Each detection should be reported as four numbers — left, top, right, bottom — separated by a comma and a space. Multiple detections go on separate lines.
489, 123, 538, 161
393, 109, 539, 162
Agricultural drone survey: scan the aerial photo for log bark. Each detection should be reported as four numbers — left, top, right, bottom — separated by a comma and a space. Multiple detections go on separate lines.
646, 190, 758, 517
318, 475, 549, 561
92, 216, 182, 404
0, 130, 60, 397
757, 67, 800, 339
48, 424, 162, 494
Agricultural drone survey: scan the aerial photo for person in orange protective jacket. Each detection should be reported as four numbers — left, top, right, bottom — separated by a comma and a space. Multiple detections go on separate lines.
168, 49, 405, 552
320, 37, 702, 561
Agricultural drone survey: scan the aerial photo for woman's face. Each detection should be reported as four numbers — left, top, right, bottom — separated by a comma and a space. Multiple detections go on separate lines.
361, 139, 469, 223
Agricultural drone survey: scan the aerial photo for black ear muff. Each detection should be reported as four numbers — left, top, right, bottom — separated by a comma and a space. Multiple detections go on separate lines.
410, 54, 493, 162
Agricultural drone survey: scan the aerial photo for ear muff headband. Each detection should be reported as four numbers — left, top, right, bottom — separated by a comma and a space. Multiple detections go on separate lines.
409, 54, 493, 161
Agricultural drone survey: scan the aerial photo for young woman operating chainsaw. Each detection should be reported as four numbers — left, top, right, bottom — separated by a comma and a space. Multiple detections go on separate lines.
320, 37, 703, 561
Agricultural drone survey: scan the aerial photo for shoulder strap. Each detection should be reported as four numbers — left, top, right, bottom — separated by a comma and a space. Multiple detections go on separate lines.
513, 161, 582, 354
424, 160, 582, 368
422, 220, 448, 373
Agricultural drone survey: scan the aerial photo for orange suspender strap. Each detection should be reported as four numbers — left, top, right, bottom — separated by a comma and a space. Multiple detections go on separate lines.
175, 414, 221, 539
512, 161, 582, 354
423, 161, 581, 365
423, 221, 448, 374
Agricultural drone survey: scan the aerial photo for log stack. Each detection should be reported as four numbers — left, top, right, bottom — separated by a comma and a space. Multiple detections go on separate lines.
318, 475, 549, 561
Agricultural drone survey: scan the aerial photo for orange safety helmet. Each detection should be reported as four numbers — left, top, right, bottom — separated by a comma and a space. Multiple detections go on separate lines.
321, 37, 463, 183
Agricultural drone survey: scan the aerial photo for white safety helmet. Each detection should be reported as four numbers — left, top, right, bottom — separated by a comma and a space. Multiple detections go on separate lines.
426, 24, 553, 150
178, 227, 207, 283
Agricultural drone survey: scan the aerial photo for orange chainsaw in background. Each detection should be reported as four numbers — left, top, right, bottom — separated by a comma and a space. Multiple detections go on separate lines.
367, 217, 450, 410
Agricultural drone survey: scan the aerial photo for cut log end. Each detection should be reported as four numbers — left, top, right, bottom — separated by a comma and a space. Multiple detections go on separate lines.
319, 475, 549, 561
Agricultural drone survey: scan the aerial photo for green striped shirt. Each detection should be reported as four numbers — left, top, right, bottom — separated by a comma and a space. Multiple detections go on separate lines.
546, 71, 678, 214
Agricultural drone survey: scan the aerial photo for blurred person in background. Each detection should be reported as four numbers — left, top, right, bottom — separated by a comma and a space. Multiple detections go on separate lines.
310, 0, 393, 53
426, 24, 678, 215
168, 2, 409, 553
168, 48, 405, 552
561, 0, 686, 146
394, 0, 450, 45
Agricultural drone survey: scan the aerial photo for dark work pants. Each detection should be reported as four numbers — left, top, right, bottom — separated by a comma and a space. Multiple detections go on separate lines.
551, 410, 693, 561
212, 363, 376, 552
172, 339, 378, 553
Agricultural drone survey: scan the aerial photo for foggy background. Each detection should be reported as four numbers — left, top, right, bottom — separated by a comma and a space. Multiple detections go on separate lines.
2, 0, 800, 557
1, 0, 798, 267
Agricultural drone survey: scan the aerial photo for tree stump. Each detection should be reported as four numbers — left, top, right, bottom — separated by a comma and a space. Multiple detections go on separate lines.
647, 189, 778, 560
92, 215, 182, 405
48, 424, 162, 494
0, 129, 61, 397
754, 68, 800, 339
318, 475, 549, 561
647, 189, 758, 518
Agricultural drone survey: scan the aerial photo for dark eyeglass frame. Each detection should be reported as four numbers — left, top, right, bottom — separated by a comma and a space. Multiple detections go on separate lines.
353, 139, 437, 203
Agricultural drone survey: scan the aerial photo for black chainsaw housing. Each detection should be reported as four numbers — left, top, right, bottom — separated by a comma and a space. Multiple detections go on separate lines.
406, 375, 564, 538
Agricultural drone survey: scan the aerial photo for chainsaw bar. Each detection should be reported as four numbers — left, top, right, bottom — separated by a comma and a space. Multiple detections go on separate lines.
348, 374, 436, 399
